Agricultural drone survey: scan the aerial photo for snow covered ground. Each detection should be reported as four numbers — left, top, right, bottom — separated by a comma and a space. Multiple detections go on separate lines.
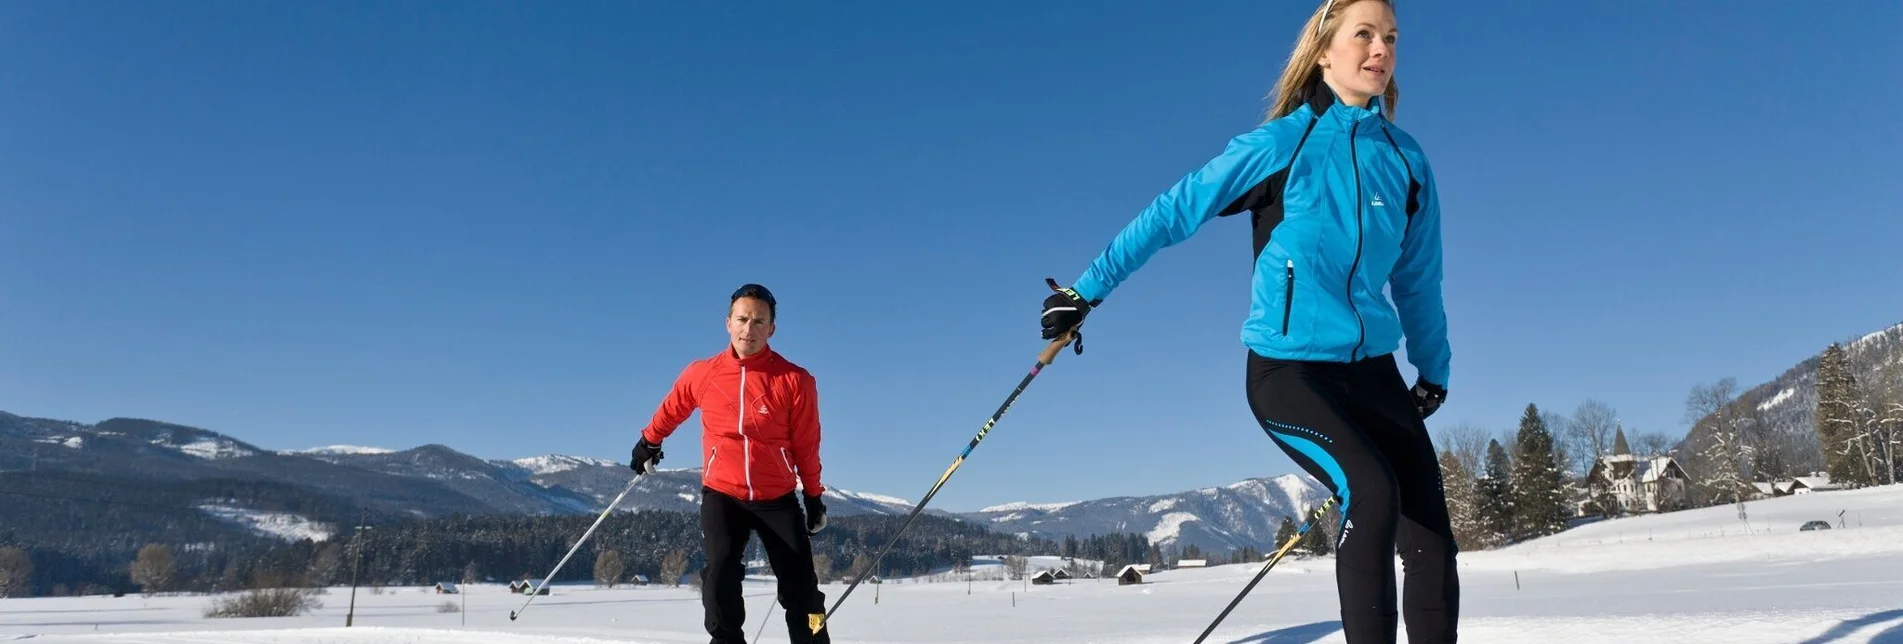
5, 484, 1902, 643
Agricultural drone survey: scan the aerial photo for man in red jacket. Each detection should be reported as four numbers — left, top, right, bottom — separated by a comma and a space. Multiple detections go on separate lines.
631, 283, 832, 644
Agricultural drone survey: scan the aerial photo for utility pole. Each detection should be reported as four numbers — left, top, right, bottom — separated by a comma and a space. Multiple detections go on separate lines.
346, 509, 371, 627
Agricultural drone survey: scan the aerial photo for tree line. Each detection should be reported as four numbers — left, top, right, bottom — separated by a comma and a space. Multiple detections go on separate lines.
0, 507, 1178, 596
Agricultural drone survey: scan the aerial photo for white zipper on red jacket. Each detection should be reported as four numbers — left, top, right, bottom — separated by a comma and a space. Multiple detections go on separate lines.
738, 364, 753, 500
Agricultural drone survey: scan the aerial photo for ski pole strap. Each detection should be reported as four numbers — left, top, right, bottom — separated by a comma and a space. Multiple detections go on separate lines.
1040, 278, 1086, 362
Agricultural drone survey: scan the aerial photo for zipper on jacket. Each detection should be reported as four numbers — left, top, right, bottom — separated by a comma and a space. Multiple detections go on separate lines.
707, 446, 718, 472
780, 447, 794, 474
738, 365, 753, 500
1282, 259, 1295, 335
1346, 121, 1368, 361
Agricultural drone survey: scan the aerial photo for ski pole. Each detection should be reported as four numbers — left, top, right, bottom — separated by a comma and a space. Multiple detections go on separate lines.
812, 279, 1084, 635
1190, 496, 1338, 644
509, 473, 646, 621
750, 601, 776, 644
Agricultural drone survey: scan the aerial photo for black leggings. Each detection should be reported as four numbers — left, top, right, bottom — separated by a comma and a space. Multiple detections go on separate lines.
1246, 351, 1459, 644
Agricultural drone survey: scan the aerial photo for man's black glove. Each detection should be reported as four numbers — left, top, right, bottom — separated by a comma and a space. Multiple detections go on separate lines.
630, 438, 664, 474
1040, 280, 1097, 343
803, 493, 827, 534
1412, 379, 1447, 420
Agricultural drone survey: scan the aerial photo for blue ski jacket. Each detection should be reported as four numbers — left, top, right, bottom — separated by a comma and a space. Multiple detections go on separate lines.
1070, 81, 1451, 386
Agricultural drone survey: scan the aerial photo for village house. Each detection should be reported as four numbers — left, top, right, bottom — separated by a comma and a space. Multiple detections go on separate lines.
1585, 426, 1692, 515
1748, 472, 1842, 498
1787, 473, 1842, 495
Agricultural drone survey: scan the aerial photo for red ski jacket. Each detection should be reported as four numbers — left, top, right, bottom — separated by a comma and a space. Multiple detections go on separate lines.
641, 345, 825, 502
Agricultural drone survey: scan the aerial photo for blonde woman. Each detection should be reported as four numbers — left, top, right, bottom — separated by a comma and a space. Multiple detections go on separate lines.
1038, 0, 1458, 641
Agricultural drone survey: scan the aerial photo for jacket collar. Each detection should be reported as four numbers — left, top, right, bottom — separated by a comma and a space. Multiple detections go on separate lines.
720, 344, 777, 368
1303, 75, 1386, 125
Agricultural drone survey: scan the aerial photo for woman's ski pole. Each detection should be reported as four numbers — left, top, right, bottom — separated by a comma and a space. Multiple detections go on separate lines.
1190, 496, 1338, 643
811, 280, 1084, 635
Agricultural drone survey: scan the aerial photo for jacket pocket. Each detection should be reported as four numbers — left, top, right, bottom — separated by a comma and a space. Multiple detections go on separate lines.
1282, 259, 1295, 336
779, 447, 795, 474
707, 446, 718, 471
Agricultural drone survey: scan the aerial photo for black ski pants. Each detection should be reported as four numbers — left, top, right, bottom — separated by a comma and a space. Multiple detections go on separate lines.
1246, 351, 1459, 644
699, 487, 830, 644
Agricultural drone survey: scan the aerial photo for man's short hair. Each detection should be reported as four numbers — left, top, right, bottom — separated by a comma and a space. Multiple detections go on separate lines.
729, 283, 777, 321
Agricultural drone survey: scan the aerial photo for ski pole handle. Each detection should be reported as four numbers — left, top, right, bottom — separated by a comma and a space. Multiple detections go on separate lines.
1038, 330, 1078, 365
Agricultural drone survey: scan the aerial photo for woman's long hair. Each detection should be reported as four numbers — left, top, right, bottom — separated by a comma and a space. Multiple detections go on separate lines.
1263, 0, 1398, 123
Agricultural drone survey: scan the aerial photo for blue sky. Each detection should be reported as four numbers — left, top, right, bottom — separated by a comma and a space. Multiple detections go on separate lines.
4, 1, 1900, 512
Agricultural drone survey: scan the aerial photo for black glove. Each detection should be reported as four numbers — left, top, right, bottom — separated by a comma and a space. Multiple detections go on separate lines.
803, 493, 827, 534
630, 438, 664, 474
1411, 379, 1447, 420
1040, 279, 1097, 343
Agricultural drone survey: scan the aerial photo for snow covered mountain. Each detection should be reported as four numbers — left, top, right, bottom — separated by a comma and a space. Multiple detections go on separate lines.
958, 474, 1328, 555
512, 461, 924, 517
1680, 319, 1903, 478
4, 410, 1332, 554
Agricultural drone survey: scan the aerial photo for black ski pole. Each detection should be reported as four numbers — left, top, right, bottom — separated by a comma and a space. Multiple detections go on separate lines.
1190, 495, 1338, 644
509, 471, 648, 621
809, 279, 1084, 636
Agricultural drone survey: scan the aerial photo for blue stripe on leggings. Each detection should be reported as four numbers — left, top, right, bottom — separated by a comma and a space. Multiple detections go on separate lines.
1262, 421, 1351, 532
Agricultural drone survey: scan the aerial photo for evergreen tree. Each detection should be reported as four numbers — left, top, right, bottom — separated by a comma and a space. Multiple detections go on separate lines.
1699, 416, 1754, 506
1510, 404, 1570, 541
1817, 343, 1865, 486
1301, 504, 1338, 557
1436, 450, 1484, 551
1273, 516, 1298, 550
1476, 439, 1514, 547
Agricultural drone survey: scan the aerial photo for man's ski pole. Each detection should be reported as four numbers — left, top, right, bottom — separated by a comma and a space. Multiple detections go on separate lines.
509, 473, 646, 621
1190, 496, 1338, 644
812, 280, 1083, 635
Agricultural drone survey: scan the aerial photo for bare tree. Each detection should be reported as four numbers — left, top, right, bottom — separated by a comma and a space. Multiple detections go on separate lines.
1880, 367, 1903, 485
848, 553, 875, 581
660, 549, 689, 587
1568, 399, 1619, 475
130, 544, 176, 595
594, 550, 625, 588
0, 547, 30, 598
1003, 555, 1028, 581
1685, 378, 1738, 423
811, 553, 834, 584
1633, 431, 1676, 458
1688, 379, 1757, 508
1434, 422, 1492, 475
307, 542, 344, 587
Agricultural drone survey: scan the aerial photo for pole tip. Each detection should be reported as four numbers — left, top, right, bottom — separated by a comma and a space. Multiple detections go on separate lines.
509, 611, 518, 621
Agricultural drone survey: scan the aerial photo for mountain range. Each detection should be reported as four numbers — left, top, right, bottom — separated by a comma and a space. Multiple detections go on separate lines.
8, 320, 1896, 560
0, 411, 1326, 555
